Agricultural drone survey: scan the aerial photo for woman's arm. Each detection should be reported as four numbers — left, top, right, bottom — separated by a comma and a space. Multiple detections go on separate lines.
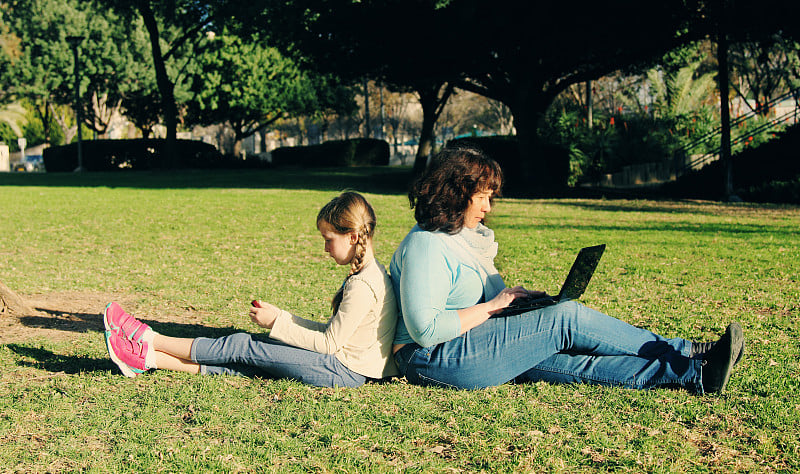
398, 232, 532, 345
396, 235, 463, 347
456, 286, 531, 333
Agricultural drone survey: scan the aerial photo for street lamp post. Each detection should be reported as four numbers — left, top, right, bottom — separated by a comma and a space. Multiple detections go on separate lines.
66, 35, 84, 172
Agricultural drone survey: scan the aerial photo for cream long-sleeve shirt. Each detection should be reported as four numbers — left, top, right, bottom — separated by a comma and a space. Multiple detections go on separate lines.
268, 258, 399, 379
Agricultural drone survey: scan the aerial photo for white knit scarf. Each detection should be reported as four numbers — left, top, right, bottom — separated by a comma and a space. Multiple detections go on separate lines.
431, 223, 506, 301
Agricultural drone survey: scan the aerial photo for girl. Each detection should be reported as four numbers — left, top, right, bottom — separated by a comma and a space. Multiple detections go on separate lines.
104, 192, 399, 388
390, 144, 744, 393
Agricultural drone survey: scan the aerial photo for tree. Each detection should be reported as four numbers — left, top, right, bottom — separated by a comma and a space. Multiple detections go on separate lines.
310, 74, 359, 141
1, 0, 152, 145
1, 0, 79, 145
441, 0, 705, 188
382, 87, 420, 161
108, 0, 245, 164
437, 89, 515, 138
0, 103, 25, 146
0, 3, 20, 106
256, 0, 704, 186
130, 0, 191, 164
256, 0, 458, 173
79, 9, 153, 138
692, 0, 800, 200
187, 31, 350, 156
729, 36, 800, 116
0, 280, 40, 318
647, 60, 717, 123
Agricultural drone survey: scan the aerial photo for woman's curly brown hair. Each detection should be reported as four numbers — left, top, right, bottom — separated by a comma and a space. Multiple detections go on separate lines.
409, 144, 502, 234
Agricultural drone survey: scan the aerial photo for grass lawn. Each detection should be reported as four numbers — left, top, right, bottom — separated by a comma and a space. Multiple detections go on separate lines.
0, 168, 798, 472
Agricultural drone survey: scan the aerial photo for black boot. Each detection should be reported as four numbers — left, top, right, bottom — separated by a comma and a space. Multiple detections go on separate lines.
690, 341, 715, 358
691, 332, 745, 366
701, 322, 744, 394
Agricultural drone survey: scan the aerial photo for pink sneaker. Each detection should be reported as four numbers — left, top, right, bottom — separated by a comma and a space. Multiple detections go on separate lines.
104, 302, 151, 343
105, 329, 149, 377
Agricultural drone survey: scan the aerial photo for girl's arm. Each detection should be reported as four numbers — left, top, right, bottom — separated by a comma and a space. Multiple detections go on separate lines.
267, 278, 377, 354
250, 304, 326, 332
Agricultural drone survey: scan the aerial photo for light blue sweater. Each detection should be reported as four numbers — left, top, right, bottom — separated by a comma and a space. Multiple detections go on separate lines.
390, 225, 503, 347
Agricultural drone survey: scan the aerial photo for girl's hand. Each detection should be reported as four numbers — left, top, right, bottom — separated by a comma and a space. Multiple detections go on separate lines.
249, 301, 281, 329
487, 286, 529, 314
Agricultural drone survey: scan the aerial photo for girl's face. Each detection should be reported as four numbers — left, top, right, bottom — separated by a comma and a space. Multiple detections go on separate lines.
464, 190, 493, 229
319, 221, 357, 266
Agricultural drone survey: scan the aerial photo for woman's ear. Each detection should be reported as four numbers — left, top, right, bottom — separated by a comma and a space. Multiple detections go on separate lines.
349, 232, 358, 244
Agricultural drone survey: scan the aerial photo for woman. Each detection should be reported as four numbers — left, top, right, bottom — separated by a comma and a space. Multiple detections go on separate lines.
105, 192, 398, 388
390, 144, 744, 393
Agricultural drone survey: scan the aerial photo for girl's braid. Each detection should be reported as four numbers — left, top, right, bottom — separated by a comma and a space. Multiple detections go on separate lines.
349, 223, 371, 276
317, 192, 377, 314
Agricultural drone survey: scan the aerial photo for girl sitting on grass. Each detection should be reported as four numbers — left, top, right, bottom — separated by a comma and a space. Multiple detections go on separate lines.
103, 191, 399, 388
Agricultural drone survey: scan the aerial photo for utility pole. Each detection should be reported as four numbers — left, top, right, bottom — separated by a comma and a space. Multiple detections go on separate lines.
363, 78, 371, 138
66, 35, 84, 172
379, 85, 386, 139
586, 81, 593, 130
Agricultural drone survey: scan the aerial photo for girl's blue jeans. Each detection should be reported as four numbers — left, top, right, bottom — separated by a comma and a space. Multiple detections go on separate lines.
190, 332, 367, 388
394, 301, 704, 392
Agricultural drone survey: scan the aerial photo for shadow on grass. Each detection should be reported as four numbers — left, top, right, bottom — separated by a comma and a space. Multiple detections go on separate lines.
12, 310, 244, 374
544, 199, 799, 216
0, 167, 415, 195
7, 344, 118, 374
19, 309, 241, 339
492, 220, 793, 236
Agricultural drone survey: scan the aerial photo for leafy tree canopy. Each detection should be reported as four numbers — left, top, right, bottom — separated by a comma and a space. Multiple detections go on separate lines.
185, 29, 355, 153
1, 0, 153, 139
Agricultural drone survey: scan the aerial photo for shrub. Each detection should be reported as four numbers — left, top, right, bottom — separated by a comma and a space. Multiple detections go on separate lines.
740, 175, 800, 203
0, 122, 18, 152
661, 123, 800, 203
271, 139, 389, 167
540, 107, 718, 184
42, 139, 225, 172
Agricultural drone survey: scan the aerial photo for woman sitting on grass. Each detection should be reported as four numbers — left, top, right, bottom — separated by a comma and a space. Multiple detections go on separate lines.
390, 144, 744, 394
104, 191, 399, 388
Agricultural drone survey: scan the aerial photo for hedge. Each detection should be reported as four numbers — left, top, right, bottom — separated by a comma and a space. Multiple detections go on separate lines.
42, 139, 228, 172
271, 139, 389, 167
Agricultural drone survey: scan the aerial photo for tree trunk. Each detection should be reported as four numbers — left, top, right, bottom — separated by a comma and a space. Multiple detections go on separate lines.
0, 281, 39, 317
717, 0, 735, 200
414, 107, 436, 174
412, 82, 453, 175
510, 92, 569, 195
138, 0, 178, 168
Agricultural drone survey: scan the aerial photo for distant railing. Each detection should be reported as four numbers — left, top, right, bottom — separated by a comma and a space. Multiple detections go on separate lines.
675, 87, 800, 176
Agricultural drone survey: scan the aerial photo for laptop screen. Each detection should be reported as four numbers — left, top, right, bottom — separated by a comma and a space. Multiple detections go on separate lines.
558, 244, 605, 301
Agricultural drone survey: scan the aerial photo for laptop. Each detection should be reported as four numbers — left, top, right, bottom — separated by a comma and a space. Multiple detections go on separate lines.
495, 244, 606, 317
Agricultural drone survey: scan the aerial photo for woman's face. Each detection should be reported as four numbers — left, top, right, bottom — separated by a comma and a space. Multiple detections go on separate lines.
319, 221, 357, 265
464, 190, 493, 229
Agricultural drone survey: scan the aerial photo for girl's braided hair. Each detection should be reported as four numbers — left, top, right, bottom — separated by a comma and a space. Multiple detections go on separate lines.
316, 192, 377, 313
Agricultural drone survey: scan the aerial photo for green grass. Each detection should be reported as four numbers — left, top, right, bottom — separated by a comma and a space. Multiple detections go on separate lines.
1, 168, 798, 472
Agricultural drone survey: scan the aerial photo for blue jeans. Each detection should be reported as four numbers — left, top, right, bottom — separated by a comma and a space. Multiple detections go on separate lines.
393, 301, 704, 392
190, 332, 367, 388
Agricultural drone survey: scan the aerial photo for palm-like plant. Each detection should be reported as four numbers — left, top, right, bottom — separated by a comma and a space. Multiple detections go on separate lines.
646, 61, 716, 121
